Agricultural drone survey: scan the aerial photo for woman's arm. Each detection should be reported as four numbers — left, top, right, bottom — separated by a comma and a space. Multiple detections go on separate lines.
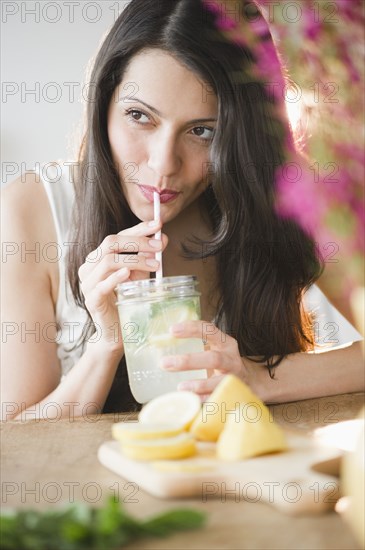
0, 174, 123, 421
1, 173, 167, 421
5, 341, 124, 421
244, 341, 365, 403
161, 321, 364, 403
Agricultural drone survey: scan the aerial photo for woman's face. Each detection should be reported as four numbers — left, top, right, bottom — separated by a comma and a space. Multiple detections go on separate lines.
107, 48, 218, 223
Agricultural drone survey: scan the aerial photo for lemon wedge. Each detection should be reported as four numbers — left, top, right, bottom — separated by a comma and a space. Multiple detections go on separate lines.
190, 374, 282, 443
216, 405, 287, 460
148, 334, 181, 348
112, 422, 183, 443
138, 391, 202, 430
120, 432, 197, 461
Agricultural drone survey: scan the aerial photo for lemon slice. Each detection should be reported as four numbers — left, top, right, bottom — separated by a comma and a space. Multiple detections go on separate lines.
138, 391, 202, 430
148, 303, 199, 341
148, 334, 181, 348
112, 422, 183, 443
120, 432, 196, 461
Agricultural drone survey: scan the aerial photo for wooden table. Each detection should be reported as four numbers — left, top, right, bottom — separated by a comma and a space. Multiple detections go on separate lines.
1, 392, 364, 549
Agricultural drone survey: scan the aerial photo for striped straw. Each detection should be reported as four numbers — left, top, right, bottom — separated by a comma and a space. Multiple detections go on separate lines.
153, 191, 163, 280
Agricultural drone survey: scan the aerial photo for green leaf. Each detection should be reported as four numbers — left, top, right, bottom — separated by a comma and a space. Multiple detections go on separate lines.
142, 508, 207, 537
0, 497, 207, 550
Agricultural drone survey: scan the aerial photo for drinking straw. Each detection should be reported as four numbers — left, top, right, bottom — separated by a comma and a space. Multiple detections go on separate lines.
153, 191, 163, 280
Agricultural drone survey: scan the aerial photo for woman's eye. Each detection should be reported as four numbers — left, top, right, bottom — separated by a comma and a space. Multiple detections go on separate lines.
191, 126, 214, 141
125, 109, 150, 124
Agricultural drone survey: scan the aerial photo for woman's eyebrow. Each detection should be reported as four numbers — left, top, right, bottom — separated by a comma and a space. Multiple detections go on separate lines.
120, 95, 217, 124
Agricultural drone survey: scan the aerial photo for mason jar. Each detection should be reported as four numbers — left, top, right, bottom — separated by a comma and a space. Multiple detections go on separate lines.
116, 275, 207, 403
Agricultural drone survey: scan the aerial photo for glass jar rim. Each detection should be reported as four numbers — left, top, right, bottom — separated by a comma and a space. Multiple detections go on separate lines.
116, 275, 199, 301
117, 275, 197, 290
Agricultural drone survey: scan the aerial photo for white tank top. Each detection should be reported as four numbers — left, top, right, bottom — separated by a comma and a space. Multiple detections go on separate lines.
34, 161, 88, 376
34, 161, 362, 376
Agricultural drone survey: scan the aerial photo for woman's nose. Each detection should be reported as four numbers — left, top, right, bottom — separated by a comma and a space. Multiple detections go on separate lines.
147, 129, 182, 178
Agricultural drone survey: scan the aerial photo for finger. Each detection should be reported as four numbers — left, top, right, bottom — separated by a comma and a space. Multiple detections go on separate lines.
161, 348, 243, 380
79, 232, 167, 282
170, 320, 236, 351
92, 233, 166, 260
139, 251, 157, 259
81, 253, 160, 294
80, 235, 165, 283
84, 267, 130, 312
161, 349, 225, 372
118, 219, 162, 237
79, 241, 134, 281
81, 254, 126, 293
200, 394, 212, 403
177, 374, 225, 395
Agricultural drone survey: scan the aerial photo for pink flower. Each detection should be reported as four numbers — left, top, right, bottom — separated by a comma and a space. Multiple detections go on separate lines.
216, 14, 238, 30
275, 163, 327, 236
249, 10, 270, 39
337, 38, 361, 83
336, 0, 365, 24
253, 41, 286, 98
333, 143, 365, 185
204, 0, 364, 288
303, 5, 321, 40
322, 168, 352, 203
333, 143, 365, 166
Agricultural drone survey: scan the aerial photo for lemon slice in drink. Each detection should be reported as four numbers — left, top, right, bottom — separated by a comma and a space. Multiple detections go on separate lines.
148, 302, 199, 347
112, 422, 183, 443
120, 432, 196, 461
138, 391, 202, 430
148, 334, 181, 348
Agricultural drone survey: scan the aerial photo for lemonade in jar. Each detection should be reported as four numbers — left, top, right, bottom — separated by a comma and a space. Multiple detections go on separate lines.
116, 275, 207, 403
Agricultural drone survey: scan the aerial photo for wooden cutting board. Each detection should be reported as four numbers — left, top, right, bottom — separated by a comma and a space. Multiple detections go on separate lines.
98, 430, 341, 515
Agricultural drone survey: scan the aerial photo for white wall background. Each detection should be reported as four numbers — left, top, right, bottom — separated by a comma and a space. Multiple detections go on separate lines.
1, 1, 129, 185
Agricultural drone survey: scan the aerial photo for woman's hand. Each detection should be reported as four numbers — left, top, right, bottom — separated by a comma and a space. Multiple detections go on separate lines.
78, 220, 167, 355
160, 320, 263, 401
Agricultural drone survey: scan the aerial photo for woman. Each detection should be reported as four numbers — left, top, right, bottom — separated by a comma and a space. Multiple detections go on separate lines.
1, 0, 363, 420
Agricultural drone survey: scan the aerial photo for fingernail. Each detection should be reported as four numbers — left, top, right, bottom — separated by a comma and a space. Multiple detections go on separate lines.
148, 220, 159, 227
146, 258, 159, 268
171, 323, 184, 334
178, 382, 192, 391
161, 356, 177, 370
148, 239, 162, 249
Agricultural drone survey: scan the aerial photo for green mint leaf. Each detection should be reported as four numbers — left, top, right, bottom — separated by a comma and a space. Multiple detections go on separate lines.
0, 498, 207, 550
141, 508, 207, 537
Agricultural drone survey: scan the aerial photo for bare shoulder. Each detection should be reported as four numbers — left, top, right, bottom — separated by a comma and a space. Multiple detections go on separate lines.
1, 170, 59, 305
1, 172, 62, 408
1, 171, 56, 245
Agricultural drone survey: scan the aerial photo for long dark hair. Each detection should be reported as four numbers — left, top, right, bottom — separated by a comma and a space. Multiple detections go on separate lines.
68, 0, 322, 411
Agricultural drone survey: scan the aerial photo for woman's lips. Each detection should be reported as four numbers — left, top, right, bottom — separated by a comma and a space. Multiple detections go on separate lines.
138, 185, 180, 204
